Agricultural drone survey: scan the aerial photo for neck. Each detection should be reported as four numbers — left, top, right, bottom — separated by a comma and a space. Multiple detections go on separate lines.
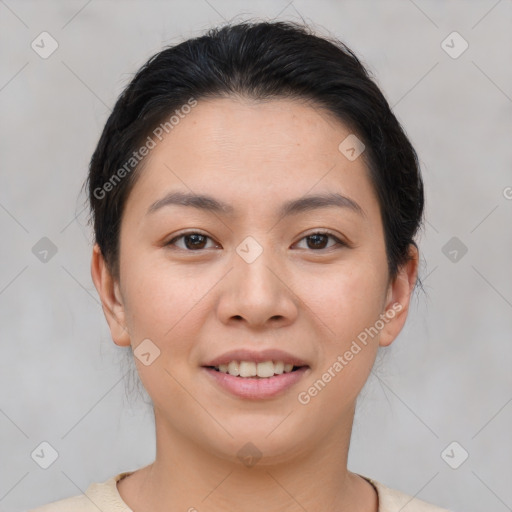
118, 405, 378, 512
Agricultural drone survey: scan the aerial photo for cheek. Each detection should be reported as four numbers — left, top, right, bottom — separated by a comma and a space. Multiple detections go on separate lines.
121, 258, 221, 376
298, 261, 387, 341
295, 267, 385, 412
298, 262, 386, 396
120, 262, 190, 358
121, 263, 206, 402
122, 255, 201, 333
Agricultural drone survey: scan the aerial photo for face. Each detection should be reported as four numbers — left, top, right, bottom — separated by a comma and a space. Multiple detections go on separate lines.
92, 97, 417, 464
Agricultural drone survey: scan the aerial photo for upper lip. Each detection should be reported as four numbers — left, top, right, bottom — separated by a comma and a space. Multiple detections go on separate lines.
202, 349, 309, 367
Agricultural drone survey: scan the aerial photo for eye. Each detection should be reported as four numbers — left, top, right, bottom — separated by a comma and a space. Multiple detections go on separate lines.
294, 231, 346, 251
166, 231, 219, 251
165, 230, 347, 252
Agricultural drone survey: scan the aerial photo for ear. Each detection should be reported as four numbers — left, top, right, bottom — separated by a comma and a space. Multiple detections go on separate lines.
379, 243, 419, 347
90, 243, 131, 347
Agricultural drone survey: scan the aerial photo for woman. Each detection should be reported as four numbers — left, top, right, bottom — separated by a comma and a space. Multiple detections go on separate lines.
30, 20, 452, 512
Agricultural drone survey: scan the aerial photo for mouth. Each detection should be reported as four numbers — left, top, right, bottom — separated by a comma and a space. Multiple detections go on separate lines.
201, 361, 310, 399
204, 361, 308, 379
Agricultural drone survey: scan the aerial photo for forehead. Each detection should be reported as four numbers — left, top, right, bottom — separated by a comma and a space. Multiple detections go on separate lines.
124, 97, 379, 220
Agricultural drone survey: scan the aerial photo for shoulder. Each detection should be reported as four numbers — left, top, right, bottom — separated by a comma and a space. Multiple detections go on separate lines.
28, 472, 134, 512
360, 475, 453, 512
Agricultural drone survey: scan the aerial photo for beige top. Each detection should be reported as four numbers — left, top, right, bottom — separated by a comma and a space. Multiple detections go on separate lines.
28, 471, 452, 512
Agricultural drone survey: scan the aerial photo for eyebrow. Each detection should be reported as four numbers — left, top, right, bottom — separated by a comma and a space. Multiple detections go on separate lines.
146, 191, 366, 218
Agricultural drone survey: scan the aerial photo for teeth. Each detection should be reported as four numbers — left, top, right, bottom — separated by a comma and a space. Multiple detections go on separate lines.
256, 361, 274, 377
214, 360, 298, 378
227, 361, 239, 376
274, 361, 285, 374
239, 361, 257, 377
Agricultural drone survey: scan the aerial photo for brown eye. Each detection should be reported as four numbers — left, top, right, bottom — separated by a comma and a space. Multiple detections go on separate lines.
183, 234, 208, 250
295, 232, 345, 251
306, 233, 329, 249
166, 232, 217, 251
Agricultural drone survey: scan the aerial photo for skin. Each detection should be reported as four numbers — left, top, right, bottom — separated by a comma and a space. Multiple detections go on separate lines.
91, 96, 418, 512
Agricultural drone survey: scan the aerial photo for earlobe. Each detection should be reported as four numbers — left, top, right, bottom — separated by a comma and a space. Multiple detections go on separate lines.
379, 244, 419, 347
90, 243, 131, 347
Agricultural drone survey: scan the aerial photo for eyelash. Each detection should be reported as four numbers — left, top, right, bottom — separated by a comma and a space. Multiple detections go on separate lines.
165, 230, 347, 252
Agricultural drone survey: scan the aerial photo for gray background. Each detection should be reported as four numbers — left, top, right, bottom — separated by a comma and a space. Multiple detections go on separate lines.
1, 1, 511, 511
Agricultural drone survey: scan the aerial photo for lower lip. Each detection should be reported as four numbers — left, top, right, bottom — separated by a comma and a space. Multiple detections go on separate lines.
202, 367, 309, 399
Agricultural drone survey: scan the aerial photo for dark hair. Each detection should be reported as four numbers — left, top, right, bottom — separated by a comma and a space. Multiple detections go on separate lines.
85, 20, 424, 285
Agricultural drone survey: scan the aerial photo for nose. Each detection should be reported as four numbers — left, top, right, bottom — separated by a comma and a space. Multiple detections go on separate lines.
216, 244, 299, 329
